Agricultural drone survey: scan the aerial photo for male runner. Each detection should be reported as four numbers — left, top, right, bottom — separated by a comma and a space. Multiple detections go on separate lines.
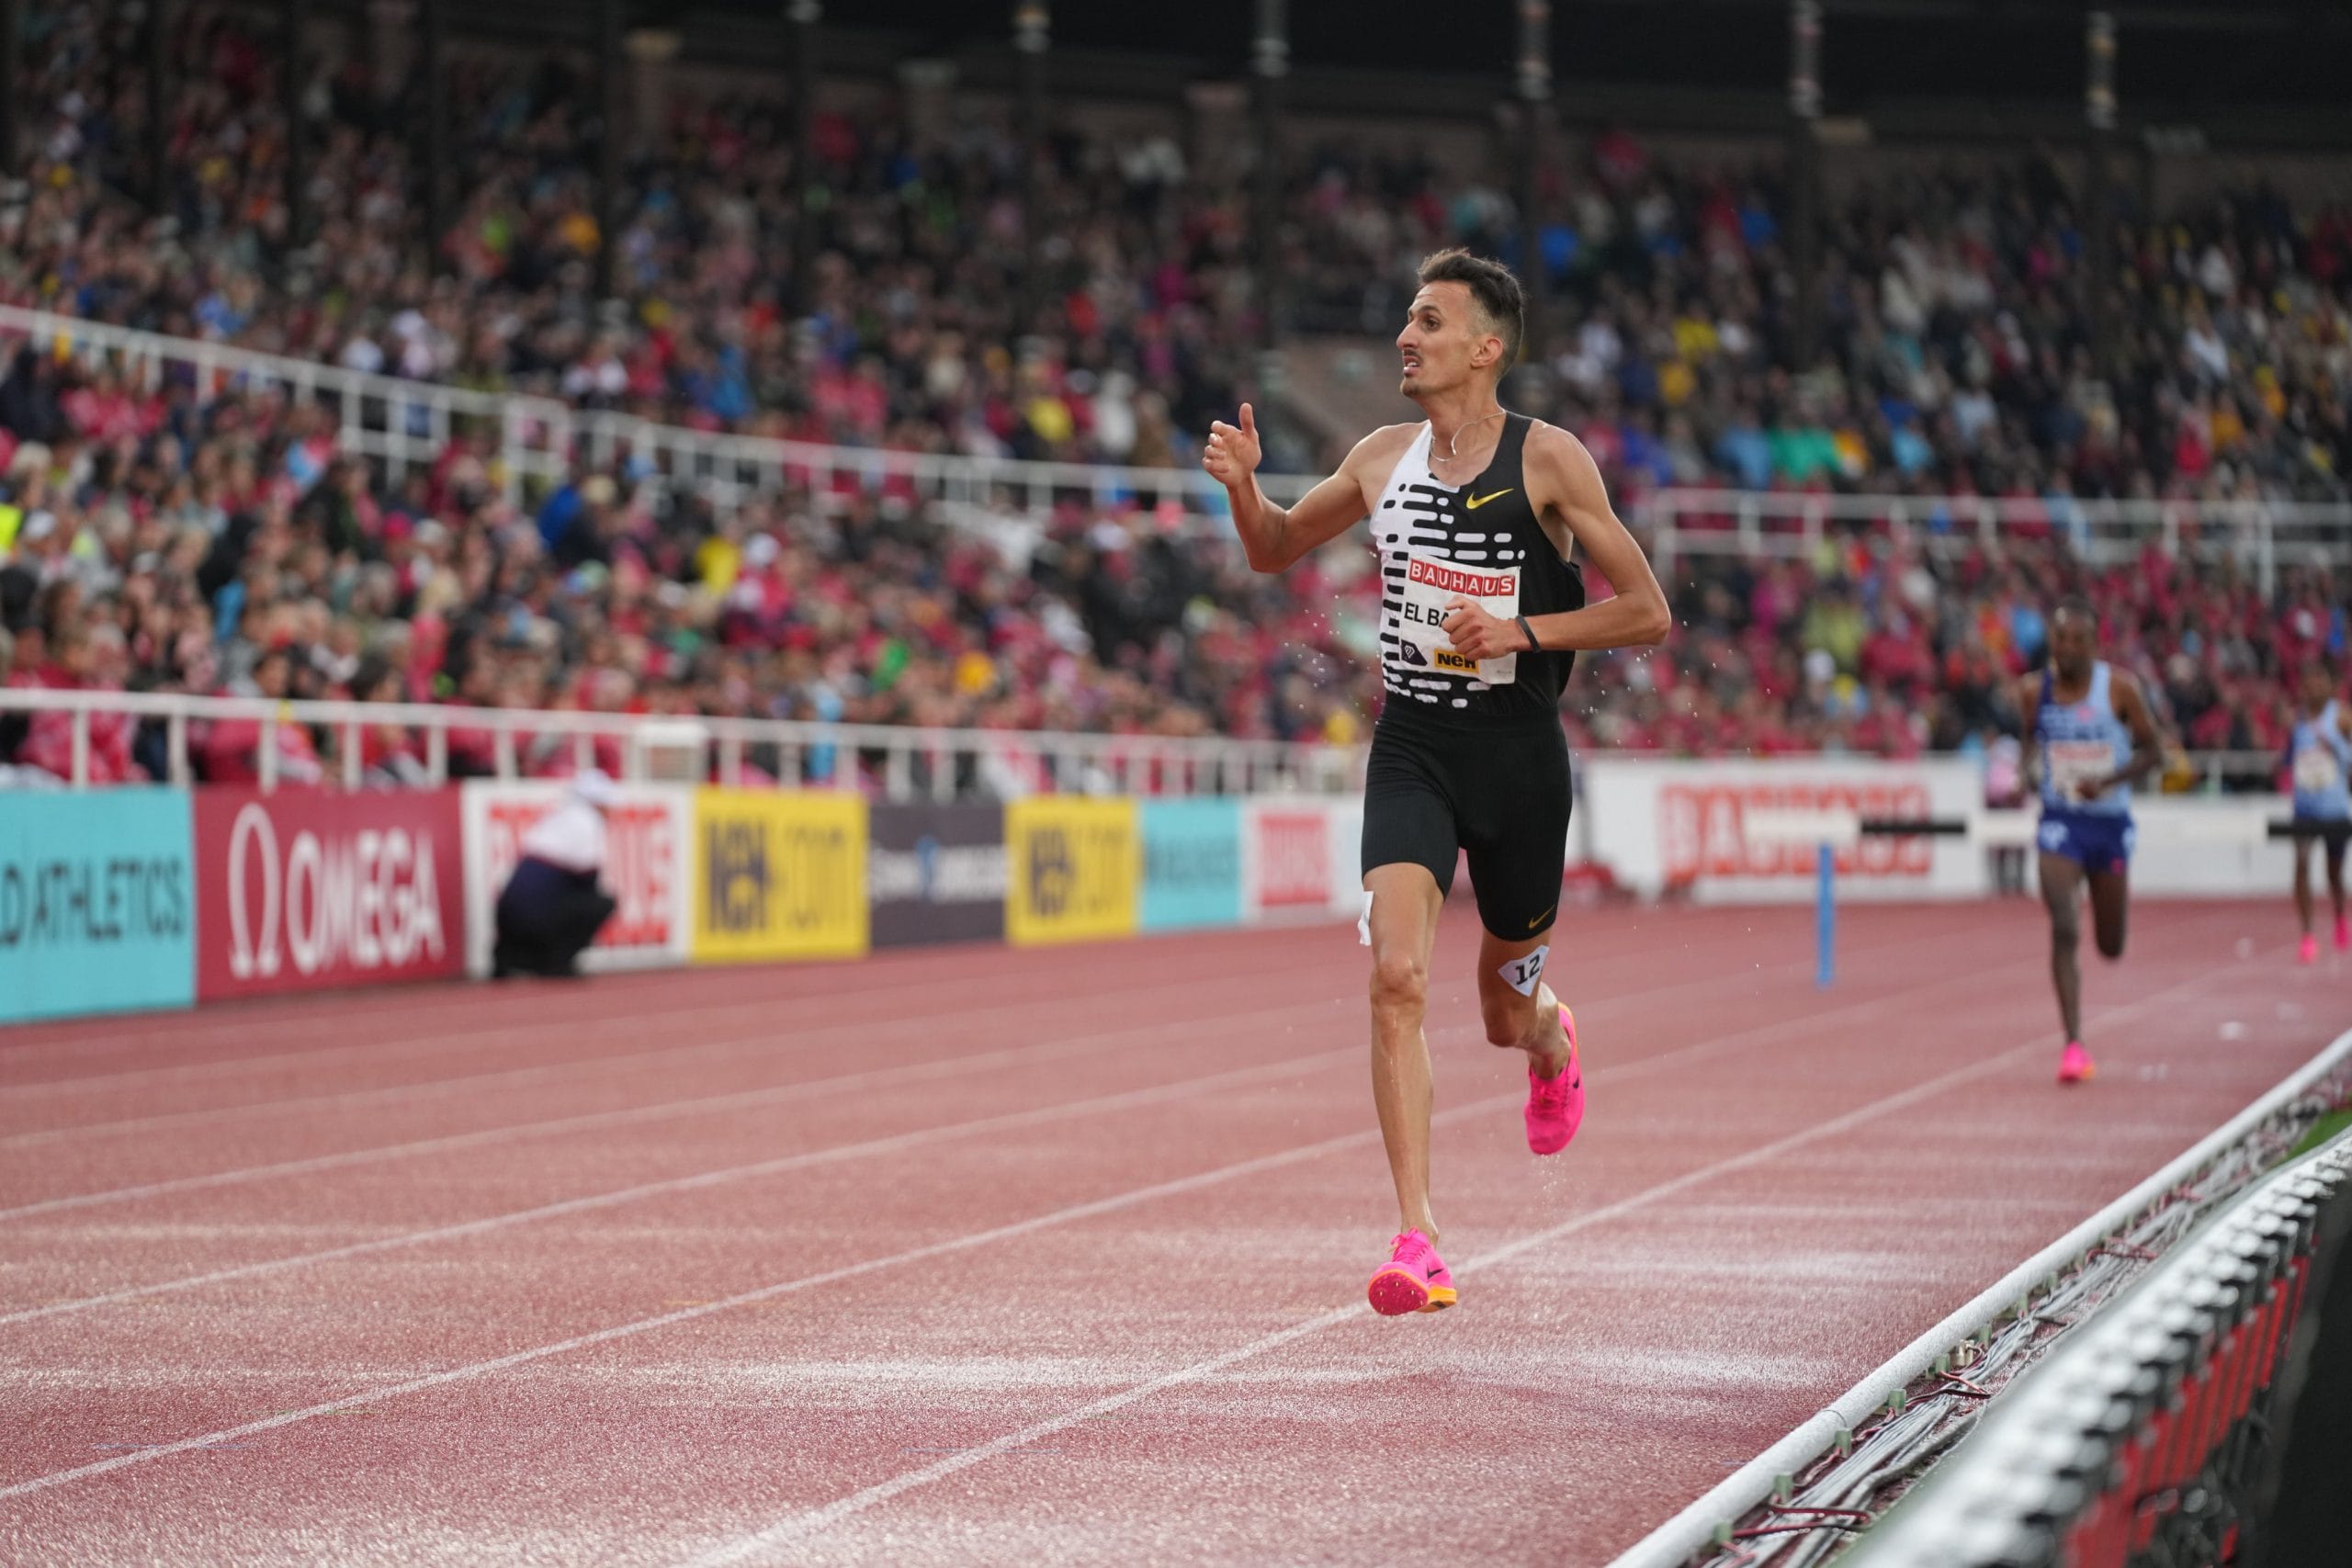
1201, 249, 1668, 1315
2018, 603, 2164, 1085
2286, 661, 2352, 964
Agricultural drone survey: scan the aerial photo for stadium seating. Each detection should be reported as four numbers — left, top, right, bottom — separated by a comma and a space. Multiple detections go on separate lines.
1, 3, 2346, 781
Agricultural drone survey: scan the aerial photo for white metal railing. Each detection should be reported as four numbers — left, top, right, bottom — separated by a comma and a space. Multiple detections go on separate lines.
1637, 488, 2352, 596
0, 305, 576, 503
0, 688, 2286, 798
0, 687, 1365, 798
0, 305, 1318, 525
8, 305, 2346, 571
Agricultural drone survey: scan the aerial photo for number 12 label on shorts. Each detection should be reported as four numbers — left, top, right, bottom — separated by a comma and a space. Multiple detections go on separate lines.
1398, 552, 1520, 685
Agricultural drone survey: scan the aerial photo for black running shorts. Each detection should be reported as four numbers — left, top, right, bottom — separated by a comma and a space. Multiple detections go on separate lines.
2293, 816, 2352, 864
1360, 709, 1572, 940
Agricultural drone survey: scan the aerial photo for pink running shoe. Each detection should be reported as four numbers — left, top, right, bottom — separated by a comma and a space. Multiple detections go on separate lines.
1367, 1229, 1455, 1315
1525, 1005, 1585, 1156
2301, 933, 2321, 966
2335, 915, 2348, 953
2057, 1040, 2096, 1085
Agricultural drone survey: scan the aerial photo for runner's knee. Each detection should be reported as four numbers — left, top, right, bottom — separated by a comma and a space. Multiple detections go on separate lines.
2049, 900, 2081, 950
1369, 953, 1428, 1014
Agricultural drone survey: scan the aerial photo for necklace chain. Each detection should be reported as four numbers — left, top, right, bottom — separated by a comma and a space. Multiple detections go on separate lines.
1430, 410, 1506, 466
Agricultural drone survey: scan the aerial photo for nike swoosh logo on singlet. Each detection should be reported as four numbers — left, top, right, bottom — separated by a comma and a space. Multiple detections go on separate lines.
1465, 489, 1515, 510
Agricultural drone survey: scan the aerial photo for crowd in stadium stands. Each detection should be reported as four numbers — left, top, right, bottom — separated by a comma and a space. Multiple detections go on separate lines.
1294, 137, 2350, 510
1572, 544, 2340, 768
1, 3, 2348, 784
0, 379, 1378, 787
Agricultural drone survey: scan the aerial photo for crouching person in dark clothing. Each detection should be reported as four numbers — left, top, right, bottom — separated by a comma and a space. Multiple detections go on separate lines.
494, 770, 621, 978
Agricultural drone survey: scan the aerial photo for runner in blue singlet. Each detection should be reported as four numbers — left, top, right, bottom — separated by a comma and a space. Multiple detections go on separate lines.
2016, 602, 2165, 1085
2287, 661, 2352, 964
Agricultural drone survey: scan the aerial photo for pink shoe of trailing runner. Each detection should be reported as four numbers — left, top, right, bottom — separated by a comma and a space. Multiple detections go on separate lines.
2335, 914, 2349, 953
1525, 1005, 1585, 1156
2057, 1040, 2096, 1085
1367, 1229, 1456, 1316
2301, 933, 2321, 966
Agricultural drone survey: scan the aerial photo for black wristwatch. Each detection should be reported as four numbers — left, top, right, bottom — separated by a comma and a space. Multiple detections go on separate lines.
1516, 615, 1540, 653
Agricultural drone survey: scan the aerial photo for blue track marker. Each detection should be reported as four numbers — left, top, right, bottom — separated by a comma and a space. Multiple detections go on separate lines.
1815, 841, 1836, 988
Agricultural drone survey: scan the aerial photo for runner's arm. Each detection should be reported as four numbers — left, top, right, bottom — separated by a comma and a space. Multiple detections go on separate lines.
1519, 425, 1670, 651
1204, 403, 1372, 575
2013, 673, 2045, 795
2095, 671, 2167, 795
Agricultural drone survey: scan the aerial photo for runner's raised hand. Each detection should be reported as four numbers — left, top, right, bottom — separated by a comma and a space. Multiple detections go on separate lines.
1203, 402, 1261, 489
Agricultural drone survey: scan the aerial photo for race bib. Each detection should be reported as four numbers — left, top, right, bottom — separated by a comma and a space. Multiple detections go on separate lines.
2046, 739, 2114, 800
1396, 551, 1520, 685
2296, 742, 2345, 795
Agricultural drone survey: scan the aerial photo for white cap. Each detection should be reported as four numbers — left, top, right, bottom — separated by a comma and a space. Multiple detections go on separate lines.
571, 767, 621, 808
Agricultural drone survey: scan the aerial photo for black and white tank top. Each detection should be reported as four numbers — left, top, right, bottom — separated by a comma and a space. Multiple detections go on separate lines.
1372, 412, 1584, 728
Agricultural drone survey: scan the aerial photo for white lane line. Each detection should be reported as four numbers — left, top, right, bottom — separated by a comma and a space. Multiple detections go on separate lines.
0, 919, 1928, 1201
0, 992, 822, 1103
1, 958, 2013, 1320
0, 957, 2054, 1498
0, 998, 1351, 1221
0, 930, 1183, 1066
0, 959, 1333, 1141
0, 1044, 1363, 1331
1, 914, 1957, 1147
670, 957, 2260, 1567
0, 942, 1325, 1100
0, 927, 1306, 1067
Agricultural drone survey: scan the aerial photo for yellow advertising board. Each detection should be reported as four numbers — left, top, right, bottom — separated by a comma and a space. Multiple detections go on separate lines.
689, 790, 869, 963
1005, 796, 1140, 946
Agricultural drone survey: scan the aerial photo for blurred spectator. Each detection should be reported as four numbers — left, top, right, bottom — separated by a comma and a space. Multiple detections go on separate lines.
493, 769, 620, 979
199, 645, 326, 784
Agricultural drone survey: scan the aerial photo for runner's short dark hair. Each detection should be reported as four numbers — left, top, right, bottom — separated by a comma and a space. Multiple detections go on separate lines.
1417, 249, 1524, 369
2052, 595, 2097, 626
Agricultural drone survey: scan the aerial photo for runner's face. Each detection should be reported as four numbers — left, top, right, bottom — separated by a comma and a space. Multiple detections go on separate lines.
2051, 614, 2095, 681
1396, 283, 1496, 400
2305, 666, 2335, 707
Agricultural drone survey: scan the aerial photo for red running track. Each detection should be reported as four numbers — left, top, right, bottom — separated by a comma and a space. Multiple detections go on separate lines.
0, 900, 2342, 1566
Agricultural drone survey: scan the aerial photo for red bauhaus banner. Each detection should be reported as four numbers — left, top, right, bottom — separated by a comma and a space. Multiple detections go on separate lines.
194, 787, 466, 1001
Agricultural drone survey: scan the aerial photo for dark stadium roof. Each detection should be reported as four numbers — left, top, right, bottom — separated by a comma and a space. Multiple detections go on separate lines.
417, 0, 2352, 147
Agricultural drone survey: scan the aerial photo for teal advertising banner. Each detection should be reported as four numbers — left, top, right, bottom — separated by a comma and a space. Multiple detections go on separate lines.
1139, 798, 1243, 932
0, 789, 196, 1023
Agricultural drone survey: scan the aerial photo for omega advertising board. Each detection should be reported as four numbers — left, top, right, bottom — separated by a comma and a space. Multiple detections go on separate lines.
193, 787, 466, 1001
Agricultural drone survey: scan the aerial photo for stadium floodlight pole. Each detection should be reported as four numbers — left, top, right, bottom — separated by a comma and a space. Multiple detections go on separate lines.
283, 0, 308, 250
2086, 11, 2118, 389
1251, 0, 1286, 456
1014, 1, 1048, 335
788, 0, 820, 314
1514, 0, 1551, 367
1787, 0, 1822, 371
421, 0, 447, 275
595, 0, 623, 301
146, 0, 171, 215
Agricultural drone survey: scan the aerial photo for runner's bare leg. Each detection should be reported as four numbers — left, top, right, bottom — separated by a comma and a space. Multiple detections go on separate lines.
1365, 862, 1446, 1242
